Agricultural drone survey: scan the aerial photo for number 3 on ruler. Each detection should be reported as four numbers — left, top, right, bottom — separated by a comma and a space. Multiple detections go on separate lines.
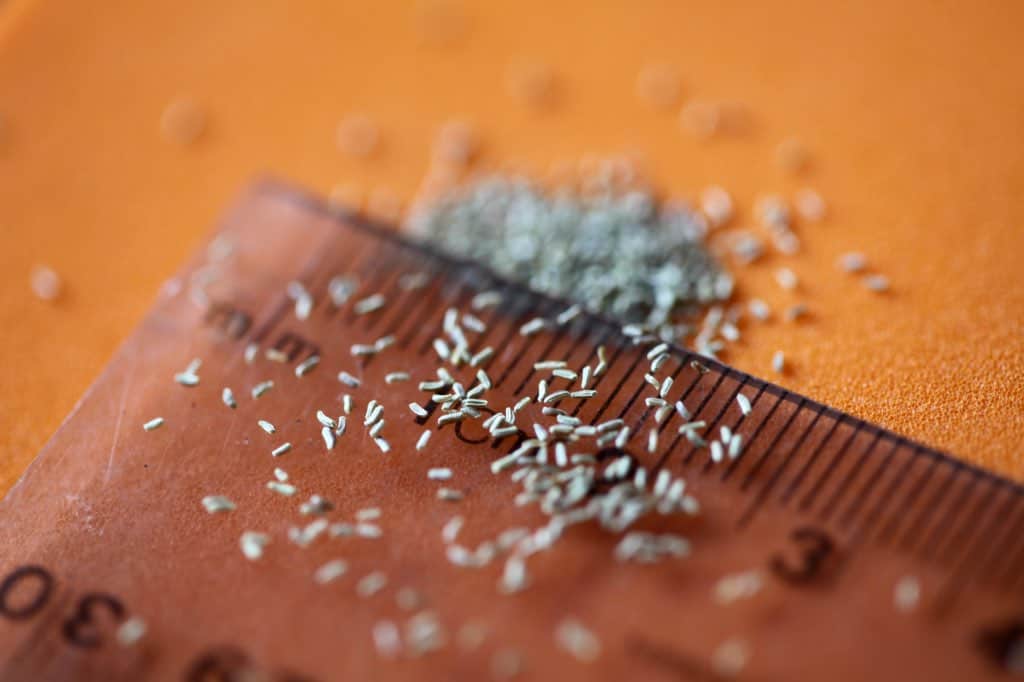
770, 526, 837, 584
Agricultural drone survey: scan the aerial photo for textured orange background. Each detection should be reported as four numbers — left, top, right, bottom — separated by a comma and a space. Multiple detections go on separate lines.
0, 0, 1021, 499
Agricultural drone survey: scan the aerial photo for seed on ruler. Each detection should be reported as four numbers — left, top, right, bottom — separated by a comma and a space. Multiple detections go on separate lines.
265, 348, 289, 363
555, 617, 601, 662
736, 393, 752, 416
520, 317, 547, 336
142, 417, 164, 432
339, 372, 360, 388
201, 495, 235, 514
893, 575, 921, 612
711, 637, 751, 677
251, 380, 274, 399
240, 531, 270, 560
295, 355, 320, 377
116, 617, 147, 647
385, 372, 410, 384
221, 387, 237, 409
437, 488, 465, 501
267, 481, 296, 496
257, 419, 276, 434
354, 293, 386, 315
314, 559, 348, 585
271, 442, 292, 457
491, 648, 524, 680
357, 571, 388, 597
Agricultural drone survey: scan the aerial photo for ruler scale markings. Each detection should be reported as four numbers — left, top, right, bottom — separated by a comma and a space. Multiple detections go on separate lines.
979, 490, 1024, 588
736, 405, 826, 526
699, 377, 753, 474
798, 419, 872, 509
930, 472, 995, 566
570, 339, 629, 419
648, 367, 716, 475
782, 417, 851, 507
900, 461, 968, 554
679, 372, 730, 466
492, 300, 558, 387
949, 481, 1022, 587
478, 289, 537, 382
930, 476, 1002, 615
658, 369, 726, 468
586, 351, 646, 425
848, 443, 922, 541
876, 451, 942, 545
836, 437, 902, 529
720, 388, 783, 483
737, 397, 806, 492
511, 319, 573, 394
413, 276, 479, 355
687, 377, 748, 469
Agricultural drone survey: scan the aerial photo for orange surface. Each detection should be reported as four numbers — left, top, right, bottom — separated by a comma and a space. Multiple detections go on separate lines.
0, 0, 1022, 499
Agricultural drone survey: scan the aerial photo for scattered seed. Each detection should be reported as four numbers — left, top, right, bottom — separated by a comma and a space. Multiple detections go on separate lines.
339, 372, 361, 388
372, 619, 401, 658
221, 387, 237, 409
354, 293, 386, 315
315, 559, 349, 584
201, 495, 235, 514
748, 299, 771, 321
837, 252, 867, 273
794, 188, 826, 221
373, 437, 391, 453
385, 371, 411, 384
240, 531, 270, 560
736, 393, 752, 416
143, 417, 164, 432
520, 317, 547, 336
428, 468, 453, 481
295, 355, 320, 377
772, 350, 785, 374
437, 488, 465, 501
251, 380, 274, 399
555, 618, 601, 663
357, 571, 388, 597
267, 481, 296, 496
29, 265, 61, 301
711, 637, 751, 677
271, 442, 292, 457
257, 419, 276, 435
863, 274, 890, 293
775, 267, 798, 290
115, 616, 147, 646
160, 97, 206, 145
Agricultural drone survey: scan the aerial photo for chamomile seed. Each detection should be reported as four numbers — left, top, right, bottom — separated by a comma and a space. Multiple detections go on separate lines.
385, 372, 410, 384
322, 427, 336, 450
143, 417, 164, 432
772, 350, 785, 374
240, 532, 270, 560
295, 355, 320, 377
221, 387, 237, 409
271, 442, 292, 457
315, 559, 349, 584
736, 394, 752, 415
251, 380, 274, 399
354, 294, 386, 314
201, 495, 236, 513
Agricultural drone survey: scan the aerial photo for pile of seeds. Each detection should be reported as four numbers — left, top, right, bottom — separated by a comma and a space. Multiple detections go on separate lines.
409, 172, 732, 335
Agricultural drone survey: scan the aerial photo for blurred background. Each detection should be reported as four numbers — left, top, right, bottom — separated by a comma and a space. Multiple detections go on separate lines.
0, 0, 1022, 495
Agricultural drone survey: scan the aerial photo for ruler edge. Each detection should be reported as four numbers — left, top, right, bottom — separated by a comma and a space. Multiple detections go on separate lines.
4, 175, 1019, 513
250, 175, 1022, 500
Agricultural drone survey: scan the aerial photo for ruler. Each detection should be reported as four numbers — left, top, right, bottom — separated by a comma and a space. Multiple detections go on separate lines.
0, 179, 1021, 681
